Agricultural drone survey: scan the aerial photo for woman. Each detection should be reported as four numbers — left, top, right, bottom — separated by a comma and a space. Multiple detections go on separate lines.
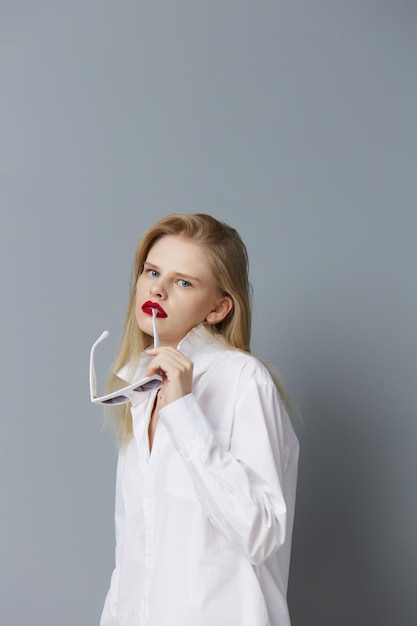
92, 213, 299, 626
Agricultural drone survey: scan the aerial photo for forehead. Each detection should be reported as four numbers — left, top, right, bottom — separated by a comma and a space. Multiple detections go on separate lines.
146, 235, 211, 274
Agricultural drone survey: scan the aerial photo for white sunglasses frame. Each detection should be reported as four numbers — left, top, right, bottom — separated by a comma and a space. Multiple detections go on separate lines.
89, 309, 162, 405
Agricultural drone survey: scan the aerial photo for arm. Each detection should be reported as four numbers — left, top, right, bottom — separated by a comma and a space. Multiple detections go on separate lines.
159, 365, 299, 565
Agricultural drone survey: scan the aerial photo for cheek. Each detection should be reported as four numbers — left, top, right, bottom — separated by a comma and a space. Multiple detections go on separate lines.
134, 283, 144, 315
135, 276, 145, 299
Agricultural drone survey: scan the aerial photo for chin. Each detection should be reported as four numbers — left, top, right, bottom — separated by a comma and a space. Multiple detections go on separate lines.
136, 315, 150, 335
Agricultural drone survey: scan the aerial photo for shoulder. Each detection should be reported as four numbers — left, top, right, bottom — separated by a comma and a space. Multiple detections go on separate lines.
209, 342, 276, 389
186, 326, 277, 389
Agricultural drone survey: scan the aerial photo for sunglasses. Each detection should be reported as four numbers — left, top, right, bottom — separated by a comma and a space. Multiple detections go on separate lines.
89, 309, 162, 405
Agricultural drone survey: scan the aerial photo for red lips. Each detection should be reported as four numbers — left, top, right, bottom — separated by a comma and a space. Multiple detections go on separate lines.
142, 301, 167, 318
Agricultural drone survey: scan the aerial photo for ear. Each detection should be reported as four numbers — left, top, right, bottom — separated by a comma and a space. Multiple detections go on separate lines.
205, 296, 234, 325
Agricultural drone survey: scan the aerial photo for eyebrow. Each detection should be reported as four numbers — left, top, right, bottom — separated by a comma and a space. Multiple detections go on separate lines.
143, 261, 202, 283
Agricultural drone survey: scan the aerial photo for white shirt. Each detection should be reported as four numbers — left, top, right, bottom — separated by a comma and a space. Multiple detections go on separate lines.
100, 326, 299, 626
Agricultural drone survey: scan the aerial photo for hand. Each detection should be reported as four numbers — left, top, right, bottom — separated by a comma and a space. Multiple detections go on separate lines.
145, 347, 193, 406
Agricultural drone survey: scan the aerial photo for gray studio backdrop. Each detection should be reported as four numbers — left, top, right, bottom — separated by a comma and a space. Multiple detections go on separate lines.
1, 2, 416, 625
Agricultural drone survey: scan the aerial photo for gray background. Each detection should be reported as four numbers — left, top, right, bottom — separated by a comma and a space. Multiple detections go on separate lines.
1, 2, 416, 625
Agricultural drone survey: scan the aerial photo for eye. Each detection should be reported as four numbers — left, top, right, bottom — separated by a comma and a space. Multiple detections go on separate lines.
177, 279, 191, 288
147, 269, 159, 278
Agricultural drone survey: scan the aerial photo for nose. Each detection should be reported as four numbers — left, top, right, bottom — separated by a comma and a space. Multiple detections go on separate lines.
149, 276, 166, 298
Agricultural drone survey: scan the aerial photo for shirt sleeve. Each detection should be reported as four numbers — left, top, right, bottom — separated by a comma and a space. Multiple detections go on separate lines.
159, 363, 299, 565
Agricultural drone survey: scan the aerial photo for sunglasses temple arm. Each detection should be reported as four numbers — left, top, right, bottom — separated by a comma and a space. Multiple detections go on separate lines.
89, 331, 110, 400
89, 344, 98, 400
152, 309, 160, 349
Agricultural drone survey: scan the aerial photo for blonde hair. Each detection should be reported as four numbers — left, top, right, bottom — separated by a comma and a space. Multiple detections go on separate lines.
106, 213, 294, 443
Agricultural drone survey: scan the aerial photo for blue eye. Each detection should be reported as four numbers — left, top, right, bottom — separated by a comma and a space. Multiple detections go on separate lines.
147, 269, 159, 278
178, 279, 191, 288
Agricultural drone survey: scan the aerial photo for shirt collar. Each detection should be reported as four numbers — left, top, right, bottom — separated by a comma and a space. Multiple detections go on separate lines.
116, 325, 225, 384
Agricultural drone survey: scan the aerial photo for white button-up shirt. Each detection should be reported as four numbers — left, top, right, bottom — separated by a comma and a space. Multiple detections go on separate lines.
100, 326, 299, 626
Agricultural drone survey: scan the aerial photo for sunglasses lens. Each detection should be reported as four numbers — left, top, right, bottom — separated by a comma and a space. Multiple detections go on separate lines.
102, 395, 130, 405
134, 380, 161, 392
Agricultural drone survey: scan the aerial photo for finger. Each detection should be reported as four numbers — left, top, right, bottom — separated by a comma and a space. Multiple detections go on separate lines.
145, 351, 193, 384
146, 348, 192, 370
146, 357, 192, 379
144, 351, 193, 404
146, 346, 187, 360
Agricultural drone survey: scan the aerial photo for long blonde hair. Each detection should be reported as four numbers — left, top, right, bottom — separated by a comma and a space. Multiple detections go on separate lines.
106, 213, 294, 443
